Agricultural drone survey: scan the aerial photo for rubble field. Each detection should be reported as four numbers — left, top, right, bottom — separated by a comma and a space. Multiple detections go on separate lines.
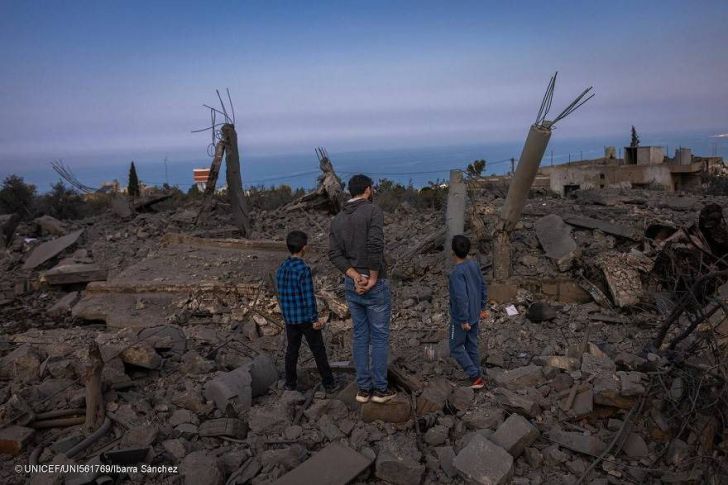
1, 187, 727, 485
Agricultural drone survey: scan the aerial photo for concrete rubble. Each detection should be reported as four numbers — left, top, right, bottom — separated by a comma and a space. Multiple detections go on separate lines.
0, 186, 727, 484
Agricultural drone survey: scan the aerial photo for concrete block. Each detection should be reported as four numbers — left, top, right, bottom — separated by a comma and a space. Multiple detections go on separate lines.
453, 435, 513, 485
491, 414, 539, 457
361, 394, 411, 423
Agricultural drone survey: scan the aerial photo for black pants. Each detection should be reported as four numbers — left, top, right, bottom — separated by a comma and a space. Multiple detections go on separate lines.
285, 323, 334, 388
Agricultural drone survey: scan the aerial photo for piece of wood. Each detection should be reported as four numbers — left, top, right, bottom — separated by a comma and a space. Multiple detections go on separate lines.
23, 229, 84, 270
44, 263, 107, 285
272, 443, 372, 485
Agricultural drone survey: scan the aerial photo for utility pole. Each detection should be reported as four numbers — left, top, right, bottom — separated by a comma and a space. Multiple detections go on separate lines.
510, 158, 515, 175
163, 156, 169, 186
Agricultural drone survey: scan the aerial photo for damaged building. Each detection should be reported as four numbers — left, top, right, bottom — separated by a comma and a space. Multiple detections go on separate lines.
543, 146, 726, 195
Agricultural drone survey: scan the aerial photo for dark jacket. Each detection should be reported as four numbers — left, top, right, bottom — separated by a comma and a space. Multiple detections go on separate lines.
449, 259, 487, 325
328, 198, 387, 278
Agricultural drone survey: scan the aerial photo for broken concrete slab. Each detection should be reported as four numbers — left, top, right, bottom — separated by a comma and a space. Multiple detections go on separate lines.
581, 353, 616, 375
0, 344, 45, 383
119, 342, 162, 369
453, 434, 513, 485
447, 386, 474, 412
361, 394, 411, 423
435, 445, 457, 478
595, 251, 645, 307
571, 388, 594, 418
44, 263, 107, 285
199, 418, 248, 439
462, 407, 505, 430
273, 443, 372, 485
491, 414, 539, 457
493, 387, 540, 418
416, 377, 451, 416
23, 229, 84, 270
548, 429, 607, 457
375, 445, 424, 485
494, 365, 545, 390
0, 425, 34, 455
563, 214, 642, 241
47, 291, 80, 316
535, 214, 579, 271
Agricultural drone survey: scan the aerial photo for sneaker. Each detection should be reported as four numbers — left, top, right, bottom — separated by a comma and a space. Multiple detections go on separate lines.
371, 388, 397, 403
355, 389, 372, 403
470, 377, 486, 390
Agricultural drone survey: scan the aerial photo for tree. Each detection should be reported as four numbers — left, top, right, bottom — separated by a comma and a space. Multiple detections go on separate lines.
630, 126, 640, 148
0, 175, 36, 218
37, 181, 84, 219
128, 161, 140, 197
466, 159, 486, 177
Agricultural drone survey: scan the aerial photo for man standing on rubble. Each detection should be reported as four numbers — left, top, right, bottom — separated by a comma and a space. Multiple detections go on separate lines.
328, 174, 396, 404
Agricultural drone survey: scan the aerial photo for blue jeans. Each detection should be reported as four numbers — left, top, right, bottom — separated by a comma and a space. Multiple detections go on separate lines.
449, 321, 480, 379
345, 277, 391, 392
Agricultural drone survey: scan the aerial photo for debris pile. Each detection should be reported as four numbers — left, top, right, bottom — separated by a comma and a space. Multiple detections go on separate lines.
0, 186, 727, 484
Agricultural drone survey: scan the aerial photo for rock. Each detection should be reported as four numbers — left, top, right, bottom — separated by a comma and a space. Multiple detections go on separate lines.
462, 407, 505, 430
435, 446, 457, 478
494, 365, 545, 389
614, 352, 648, 371
169, 409, 198, 427
304, 399, 349, 421
565, 458, 587, 476
47, 291, 80, 316
204, 366, 253, 412
284, 425, 303, 440
34, 215, 67, 236
493, 388, 541, 418
174, 423, 198, 439
447, 386, 474, 411
581, 353, 616, 375
534, 355, 580, 371
524, 447, 543, 468
416, 377, 451, 416
548, 429, 607, 457
593, 374, 634, 409
0, 425, 34, 455
248, 404, 289, 435
0, 344, 45, 383
162, 439, 189, 460
491, 414, 539, 457
551, 372, 574, 392
199, 418, 248, 439
181, 350, 215, 375
172, 386, 212, 414
121, 425, 159, 448
375, 446, 424, 485
120, 343, 162, 369
138, 325, 187, 354
571, 388, 594, 418
317, 414, 344, 441
260, 445, 305, 471
617, 371, 646, 397
543, 444, 570, 465
622, 433, 649, 459
453, 435, 513, 485
361, 394, 411, 423
424, 425, 449, 446
181, 451, 223, 485
527, 302, 558, 322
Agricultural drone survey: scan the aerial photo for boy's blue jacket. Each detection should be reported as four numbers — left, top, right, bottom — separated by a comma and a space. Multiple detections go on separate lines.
448, 259, 487, 325
276, 256, 318, 324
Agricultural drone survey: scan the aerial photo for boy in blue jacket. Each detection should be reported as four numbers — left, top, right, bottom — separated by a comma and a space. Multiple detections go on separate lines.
448, 235, 488, 389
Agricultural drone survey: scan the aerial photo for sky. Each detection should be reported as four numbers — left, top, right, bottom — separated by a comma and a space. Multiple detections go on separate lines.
0, 0, 727, 172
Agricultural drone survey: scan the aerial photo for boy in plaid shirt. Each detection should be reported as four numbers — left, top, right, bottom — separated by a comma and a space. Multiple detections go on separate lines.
276, 230, 336, 392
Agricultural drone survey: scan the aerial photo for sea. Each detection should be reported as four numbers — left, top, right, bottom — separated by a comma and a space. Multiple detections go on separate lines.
2, 131, 726, 193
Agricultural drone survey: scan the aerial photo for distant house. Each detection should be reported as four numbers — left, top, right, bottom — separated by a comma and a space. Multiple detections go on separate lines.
542, 147, 725, 195
193, 168, 210, 191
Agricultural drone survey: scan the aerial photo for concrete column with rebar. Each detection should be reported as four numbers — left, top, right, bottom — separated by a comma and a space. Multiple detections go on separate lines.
445, 169, 467, 259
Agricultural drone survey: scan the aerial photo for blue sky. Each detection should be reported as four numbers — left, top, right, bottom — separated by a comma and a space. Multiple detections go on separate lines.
0, 0, 727, 170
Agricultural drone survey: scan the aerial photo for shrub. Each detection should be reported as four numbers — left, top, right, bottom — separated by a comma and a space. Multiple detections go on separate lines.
0, 175, 36, 219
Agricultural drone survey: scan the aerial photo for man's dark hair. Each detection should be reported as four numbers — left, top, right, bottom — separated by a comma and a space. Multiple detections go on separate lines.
286, 230, 308, 254
348, 174, 373, 197
452, 235, 471, 259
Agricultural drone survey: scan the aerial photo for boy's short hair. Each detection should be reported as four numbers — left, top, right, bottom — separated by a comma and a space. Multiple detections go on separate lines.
452, 235, 471, 258
348, 174, 373, 197
286, 230, 308, 254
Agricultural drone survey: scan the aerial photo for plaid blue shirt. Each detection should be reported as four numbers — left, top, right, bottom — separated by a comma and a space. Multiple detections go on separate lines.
276, 256, 318, 325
